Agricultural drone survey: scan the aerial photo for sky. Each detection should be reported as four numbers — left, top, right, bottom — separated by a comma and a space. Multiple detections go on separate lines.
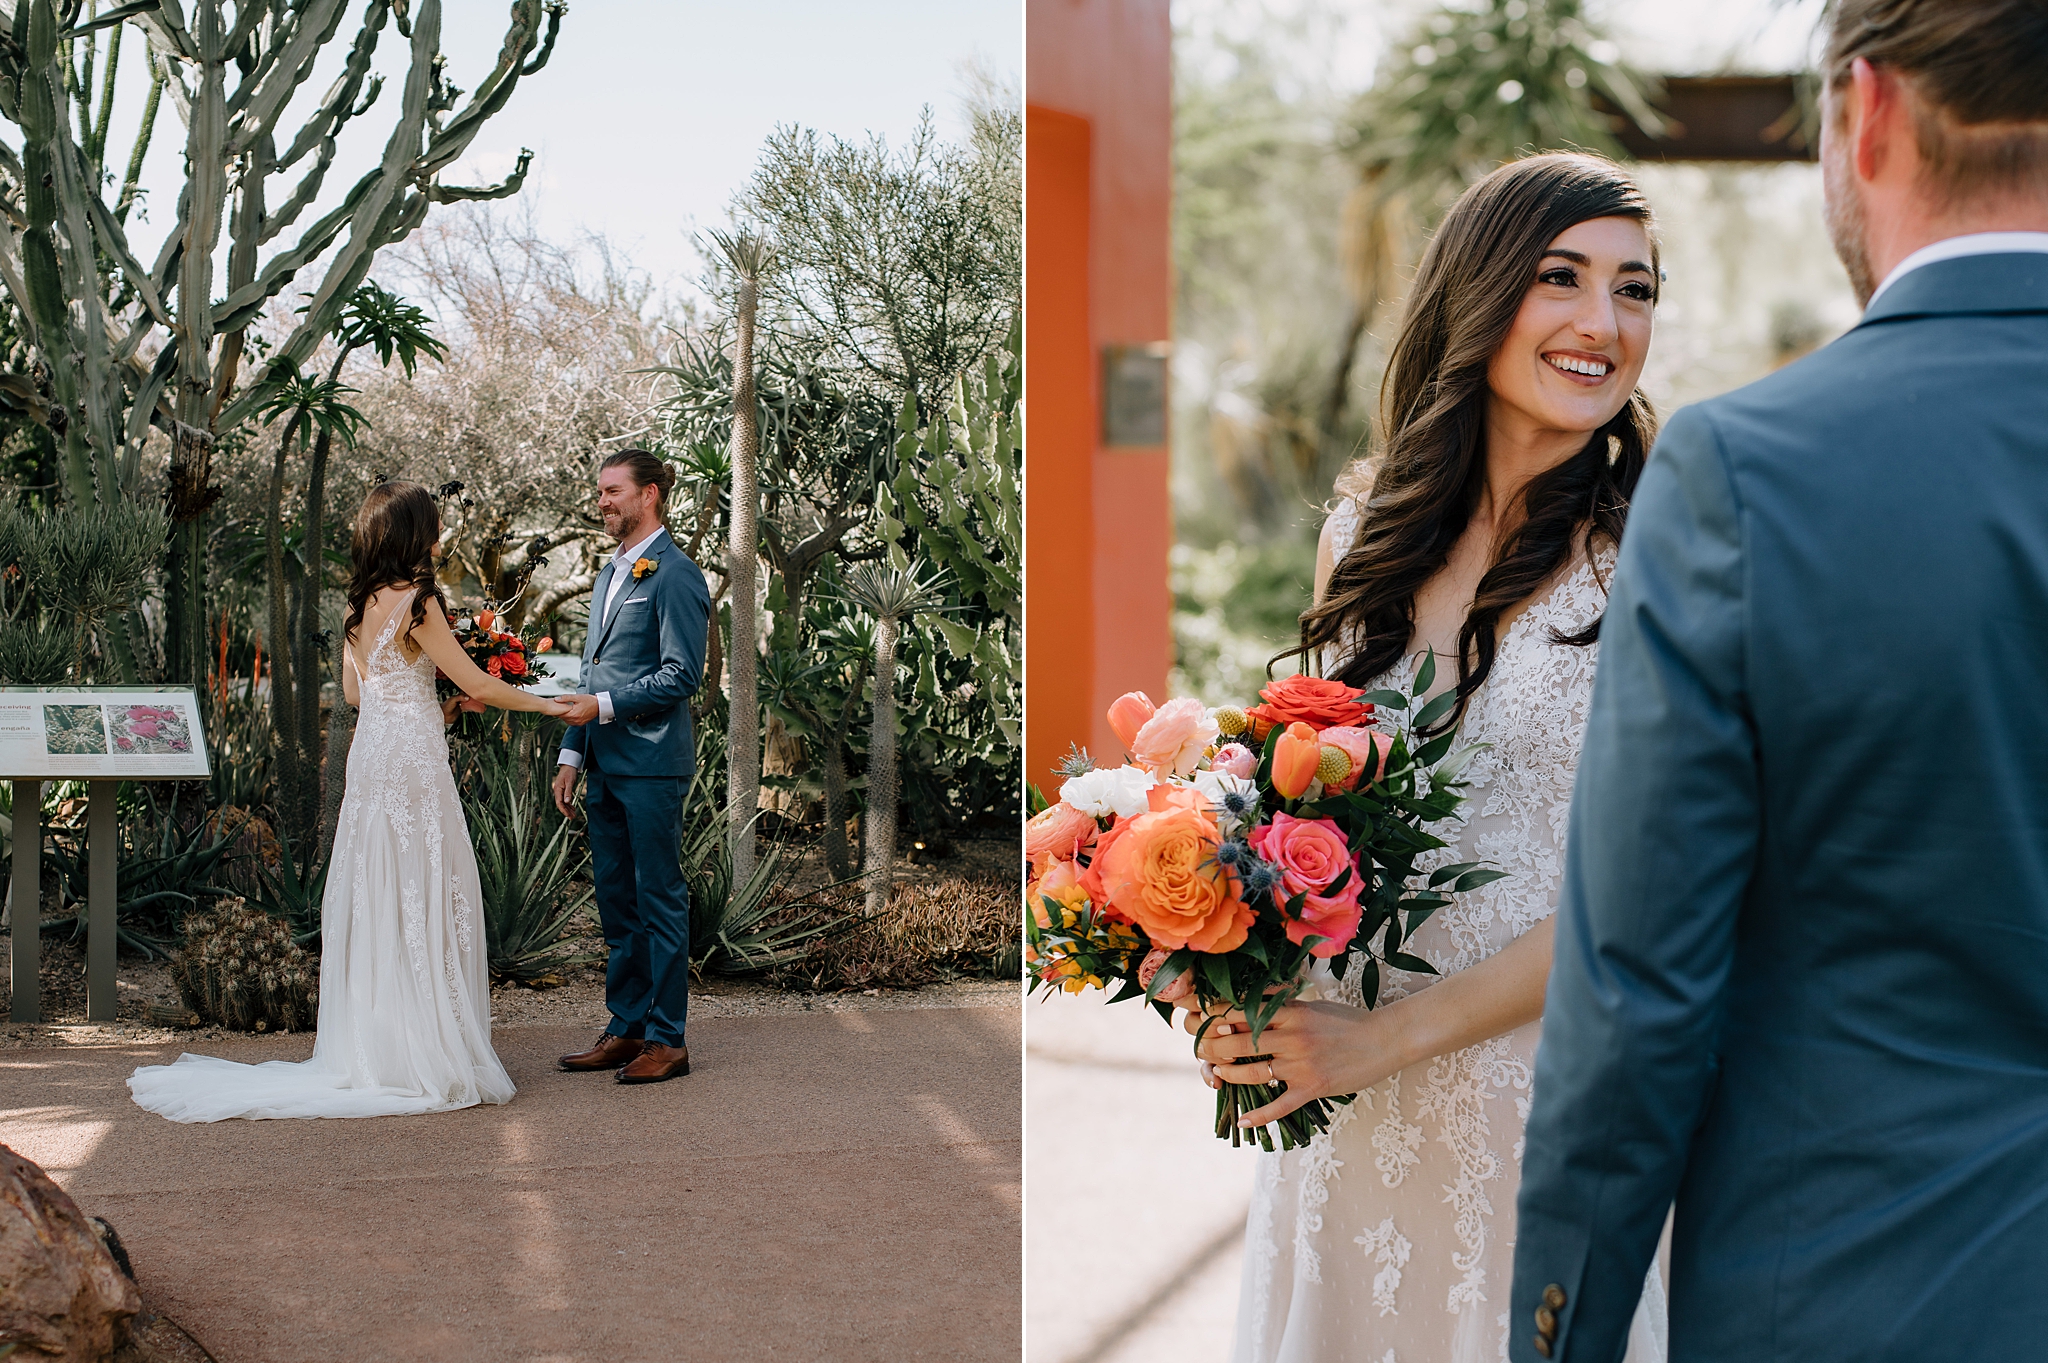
103, 0, 1020, 298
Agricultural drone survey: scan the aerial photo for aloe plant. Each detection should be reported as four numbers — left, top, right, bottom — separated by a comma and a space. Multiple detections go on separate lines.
248, 823, 327, 947
0, 0, 563, 685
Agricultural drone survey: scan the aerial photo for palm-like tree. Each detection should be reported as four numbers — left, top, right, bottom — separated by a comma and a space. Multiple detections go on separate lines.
842, 560, 947, 917
713, 231, 774, 884
253, 283, 445, 852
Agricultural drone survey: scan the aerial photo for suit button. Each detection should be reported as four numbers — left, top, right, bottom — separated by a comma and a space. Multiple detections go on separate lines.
1544, 1284, 1567, 1310
1533, 1335, 1553, 1358
1536, 1306, 1556, 1335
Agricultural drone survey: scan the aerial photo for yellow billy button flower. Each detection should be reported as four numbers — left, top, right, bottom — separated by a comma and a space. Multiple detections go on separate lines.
1316, 745, 1353, 786
1214, 705, 1249, 737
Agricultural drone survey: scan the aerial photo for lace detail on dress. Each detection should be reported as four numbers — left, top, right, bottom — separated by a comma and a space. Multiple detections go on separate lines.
1233, 498, 1661, 1363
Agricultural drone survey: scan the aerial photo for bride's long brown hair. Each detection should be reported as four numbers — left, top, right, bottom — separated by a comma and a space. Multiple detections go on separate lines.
344, 480, 448, 650
1299, 152, 1659, 733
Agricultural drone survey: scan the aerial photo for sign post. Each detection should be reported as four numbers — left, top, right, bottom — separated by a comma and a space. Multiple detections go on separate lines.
2, 688, 211, 1024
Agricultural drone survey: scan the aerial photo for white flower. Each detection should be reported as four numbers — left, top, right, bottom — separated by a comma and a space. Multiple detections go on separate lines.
1191, 768, 1256, 807
1059, 764, 1156, 820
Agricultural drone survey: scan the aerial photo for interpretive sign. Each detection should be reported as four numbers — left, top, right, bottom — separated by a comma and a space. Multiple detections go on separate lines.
0, 686, 210, 779
5, 686, 212, 1024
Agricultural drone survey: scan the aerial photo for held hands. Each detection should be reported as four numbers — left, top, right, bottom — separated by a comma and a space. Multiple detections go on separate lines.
550, 762, 581, 819
541, 694, 579, 719
441, 695, 485, 726
558, 693, 601, 726
1184, 999, 1416, 1130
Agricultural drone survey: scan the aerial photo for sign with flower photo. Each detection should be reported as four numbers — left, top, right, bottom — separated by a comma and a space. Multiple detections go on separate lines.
1025, 657, 1504, 1151
0, 687, 211, 779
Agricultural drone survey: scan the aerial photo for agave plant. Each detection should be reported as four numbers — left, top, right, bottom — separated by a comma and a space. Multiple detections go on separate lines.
249, 825, 329, 948
840, 559, 949, 917
43, 802, 239, 959
460, 736, 595, 987
678, 726, 851, 974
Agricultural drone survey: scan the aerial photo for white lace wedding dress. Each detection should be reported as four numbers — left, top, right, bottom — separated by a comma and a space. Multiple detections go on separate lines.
128, 589, 514, 1121
1233, 500, 1665, 1363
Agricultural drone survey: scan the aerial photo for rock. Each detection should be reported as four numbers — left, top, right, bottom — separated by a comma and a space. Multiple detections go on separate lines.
0, 1142, 139, 1361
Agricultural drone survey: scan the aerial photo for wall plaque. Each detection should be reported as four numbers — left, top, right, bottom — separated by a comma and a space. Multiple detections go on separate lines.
1102, 342, 1170, 447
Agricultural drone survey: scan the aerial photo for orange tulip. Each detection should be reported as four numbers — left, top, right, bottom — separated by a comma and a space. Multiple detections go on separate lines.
478, 609, 495, 629
1271, 722, 1322, 799
1106, 691, 1158, 753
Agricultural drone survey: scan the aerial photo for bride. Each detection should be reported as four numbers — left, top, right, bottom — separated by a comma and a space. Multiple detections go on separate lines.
129, 479, 573, 1121
1191, 153, 1670, 1362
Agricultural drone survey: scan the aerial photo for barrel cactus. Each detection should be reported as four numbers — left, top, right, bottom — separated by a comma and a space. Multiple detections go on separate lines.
173, 899, 318, 1033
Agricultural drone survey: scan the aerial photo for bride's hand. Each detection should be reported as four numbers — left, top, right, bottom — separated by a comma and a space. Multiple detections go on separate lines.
1187, 1000, 1416, 1129
543, 694, 577, 717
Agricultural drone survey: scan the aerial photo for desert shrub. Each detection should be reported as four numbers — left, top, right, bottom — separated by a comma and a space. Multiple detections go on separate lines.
789, 876, 1020, 991
174, 898, 317, 1033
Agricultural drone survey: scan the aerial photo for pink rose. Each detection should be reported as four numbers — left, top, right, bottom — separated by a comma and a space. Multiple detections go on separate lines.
1209, 742, 1255, 781
1317, 726, 1392, 793
1247, 812, 1364, 958
1025, 801, 1099, 877
1107, 691, 1158, 753
1136, 947, 1192, 1003
1131, 697, 1218, 778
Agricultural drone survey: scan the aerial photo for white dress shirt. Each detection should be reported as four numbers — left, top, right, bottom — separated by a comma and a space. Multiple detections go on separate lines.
1866, 230, 2048, 306
557, 525, 667, 771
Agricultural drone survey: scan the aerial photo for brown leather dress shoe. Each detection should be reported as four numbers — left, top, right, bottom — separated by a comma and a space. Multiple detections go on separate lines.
558, 1032, 646, 1072
617, 1043, 690, 1084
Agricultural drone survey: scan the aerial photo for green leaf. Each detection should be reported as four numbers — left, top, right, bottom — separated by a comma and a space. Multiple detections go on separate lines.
1412, 649, 1437, 697
1387, 951, 1439, 976
1412, 688, 1461, 733
1403, 905, 1441, 935
1413, 729, 1458, 768
1201, 952, 1236, 1003
1428, 861, 1483, 888
1362, 688, 1409, 710
1357, 958, 1380, 1009
1108, 976, 1144, 1004
1454, 867, 1511, 893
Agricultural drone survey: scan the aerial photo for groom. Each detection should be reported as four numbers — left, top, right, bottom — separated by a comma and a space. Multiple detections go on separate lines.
551, 449, 711, 1085
1510, 3, 2048, 1359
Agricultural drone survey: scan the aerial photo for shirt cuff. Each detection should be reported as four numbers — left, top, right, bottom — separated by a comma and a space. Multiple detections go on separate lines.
556, 748, 584, 771
597, 690, 615, 724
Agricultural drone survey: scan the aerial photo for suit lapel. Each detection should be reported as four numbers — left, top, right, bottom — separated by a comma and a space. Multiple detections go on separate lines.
594, 529, 670, 652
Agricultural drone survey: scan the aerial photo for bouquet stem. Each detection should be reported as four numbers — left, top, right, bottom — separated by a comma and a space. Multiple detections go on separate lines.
1214, 1078, 1355, 1151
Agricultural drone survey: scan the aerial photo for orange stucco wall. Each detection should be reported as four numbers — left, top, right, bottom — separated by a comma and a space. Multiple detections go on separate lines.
1025, 0, 1174, 790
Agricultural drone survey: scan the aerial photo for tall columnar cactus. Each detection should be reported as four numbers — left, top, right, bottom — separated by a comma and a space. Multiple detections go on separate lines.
713, 230, 772, 884
0, 0, 563, 683
843, 561, 946, 918
174, 897, 318, 1032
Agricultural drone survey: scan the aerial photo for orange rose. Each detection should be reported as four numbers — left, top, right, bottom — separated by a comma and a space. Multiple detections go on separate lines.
1107, 691, 1157, 753
1025, 801, 1099, 877
1245, 675, 1373, 740
1096, 795, 1253, 953
1271, 722, 1322, 799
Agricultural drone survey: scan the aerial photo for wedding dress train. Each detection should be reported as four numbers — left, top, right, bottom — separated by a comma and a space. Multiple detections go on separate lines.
1232, 500, 1665, 1363
128, 588, 514, 1121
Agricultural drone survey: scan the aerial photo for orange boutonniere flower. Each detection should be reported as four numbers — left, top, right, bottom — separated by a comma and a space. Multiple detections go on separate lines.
632, 556, 657, 580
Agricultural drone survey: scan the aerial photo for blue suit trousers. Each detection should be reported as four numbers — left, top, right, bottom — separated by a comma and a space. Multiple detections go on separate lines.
584, 768, 689, 1047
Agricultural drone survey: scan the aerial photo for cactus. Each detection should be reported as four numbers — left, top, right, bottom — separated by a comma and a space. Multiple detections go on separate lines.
173, 896, 318, 1033
0, 0, 564, 684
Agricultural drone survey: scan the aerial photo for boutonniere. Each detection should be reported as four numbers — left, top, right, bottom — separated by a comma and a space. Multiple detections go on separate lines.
632, 556, 658, 580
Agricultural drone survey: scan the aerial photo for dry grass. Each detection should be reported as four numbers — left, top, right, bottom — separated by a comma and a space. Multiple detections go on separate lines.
786, 875, 1022, 992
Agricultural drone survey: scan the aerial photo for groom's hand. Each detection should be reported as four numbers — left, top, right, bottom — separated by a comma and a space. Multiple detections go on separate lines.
551, 763, 582, 819
559, 693, 601, 726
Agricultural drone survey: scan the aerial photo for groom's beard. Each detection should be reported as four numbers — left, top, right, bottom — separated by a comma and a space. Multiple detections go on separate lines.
1823, 135, 1877, 306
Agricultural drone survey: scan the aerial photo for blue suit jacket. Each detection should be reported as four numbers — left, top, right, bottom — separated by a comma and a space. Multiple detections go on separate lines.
559, 527, 710, 780
1512, 254, 2048, 1363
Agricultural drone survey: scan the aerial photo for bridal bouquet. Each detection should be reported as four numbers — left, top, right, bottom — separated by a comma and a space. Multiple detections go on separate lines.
1024, 656, 1502, 1152
435, 608, 554, 703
